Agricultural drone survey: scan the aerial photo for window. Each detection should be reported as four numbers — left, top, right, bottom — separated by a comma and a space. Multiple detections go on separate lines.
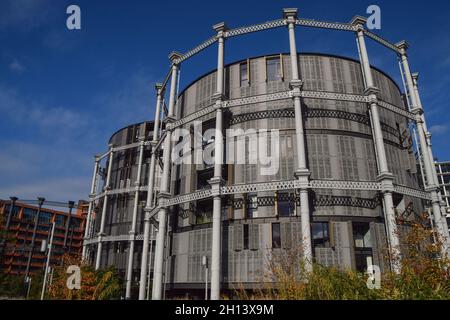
355, 253, 373, 273
277, 192, 295, 217
72, 219, 81, 229
4, 204, 20, 218
24, 208, 36, 222
353, 222, 372, 249
196, 199, 213, 224
266, 57, 282, 81
240, 62, 248, 87
311, 222, 330, 248
246, 193, 258, 218
55, 215, 66, 227
272, 223, 281, 249
353, 222, 373, 272
39, 212, 52, 225
442, 174, 450, 185
197, 168, 214, 190
243, 224, 249, 250
440, 164, 450, 173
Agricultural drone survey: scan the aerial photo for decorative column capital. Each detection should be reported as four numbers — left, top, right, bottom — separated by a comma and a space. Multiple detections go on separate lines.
364, 86, 380, 98
283, 8, 298, 23
168, 51, 182, 65
212, 92, 225, 102
350, 15, 367, 31
294, 169, 310, 187
377, 173, 395, 192
289, 79, 303, 90
412, 107, 424, 117
155, 82, 164, 95
163, 116, 176, 131
395, 40, 409, 55
157, 192, 171, 207
94, 154, 101, 162
208, 177, 224, 197
213, 22, 228, 36
426, 185, 440, 195
150, 140, 158, 148
128, 231, 136, 238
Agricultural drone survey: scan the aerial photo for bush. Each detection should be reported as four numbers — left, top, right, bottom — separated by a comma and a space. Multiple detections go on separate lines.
236, 214, 450, 300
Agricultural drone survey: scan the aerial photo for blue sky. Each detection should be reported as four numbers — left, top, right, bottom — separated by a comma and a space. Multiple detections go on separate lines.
1, 0, 450, 202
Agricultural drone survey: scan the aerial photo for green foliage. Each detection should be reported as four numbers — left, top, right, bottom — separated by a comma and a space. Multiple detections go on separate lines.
235, 215, 450, 300
47, 254, 123, 300
0, 273, 26, 299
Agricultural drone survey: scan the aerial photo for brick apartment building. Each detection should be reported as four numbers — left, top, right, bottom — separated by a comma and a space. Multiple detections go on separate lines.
0, 199, 87, 276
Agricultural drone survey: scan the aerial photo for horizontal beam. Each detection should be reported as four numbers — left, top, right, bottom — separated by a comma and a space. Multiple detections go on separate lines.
84, 233, 155, 245
175, 36, 218, 65
172, 104, 217, 129
301, 90, 368, 103
169, 90, 414, 130
224, 19, 286, 38
393, 184, 431, 200
377, 100, 415, 121
363, 29, 400, 54
226, 91, 292, 108
296, 18, 355, 31
310, 180, 382, 191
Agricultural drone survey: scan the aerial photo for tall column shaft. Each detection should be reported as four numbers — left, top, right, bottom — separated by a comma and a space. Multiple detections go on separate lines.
139, 84, 164, 300
83, 159, 99, 260
368, 101, 389, 174
210, 22, 226, 300
397, 44, 449, 251
284, 9, 313, 271
125, 140, 145, 298
139, 152, 157, 299
356, 30, 374, 88
152, 58, 180, 300
152, 131, 176, 300
353, 20, 401, 272
216, 36, 225, 95
210, 196, 221, 299
412, 74, 450, 242
95, 149, 114, 270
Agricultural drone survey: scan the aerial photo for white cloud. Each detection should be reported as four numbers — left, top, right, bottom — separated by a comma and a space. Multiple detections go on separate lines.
93, 70, 157, 128
0, 176, 91, 202
9, 58, 25, 73
0, 140, 94, 202
0, 0, 54, 31
0, 84, 88, 132
430, 125, 449, 135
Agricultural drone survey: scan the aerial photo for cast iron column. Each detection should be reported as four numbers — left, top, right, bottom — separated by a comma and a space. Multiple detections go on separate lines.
352, 16, 401, 273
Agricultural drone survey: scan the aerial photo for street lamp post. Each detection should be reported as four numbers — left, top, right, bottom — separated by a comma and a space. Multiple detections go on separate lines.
24, 197, 45, 282
41, 221, 56, 300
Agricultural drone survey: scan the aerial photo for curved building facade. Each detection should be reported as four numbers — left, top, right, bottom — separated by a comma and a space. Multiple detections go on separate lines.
83, 9, 449, 300
167, 53, 422, 296
84, 121, 161, 298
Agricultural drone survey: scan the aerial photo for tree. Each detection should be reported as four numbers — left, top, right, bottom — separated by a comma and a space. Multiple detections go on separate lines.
46, 254, 122, 300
